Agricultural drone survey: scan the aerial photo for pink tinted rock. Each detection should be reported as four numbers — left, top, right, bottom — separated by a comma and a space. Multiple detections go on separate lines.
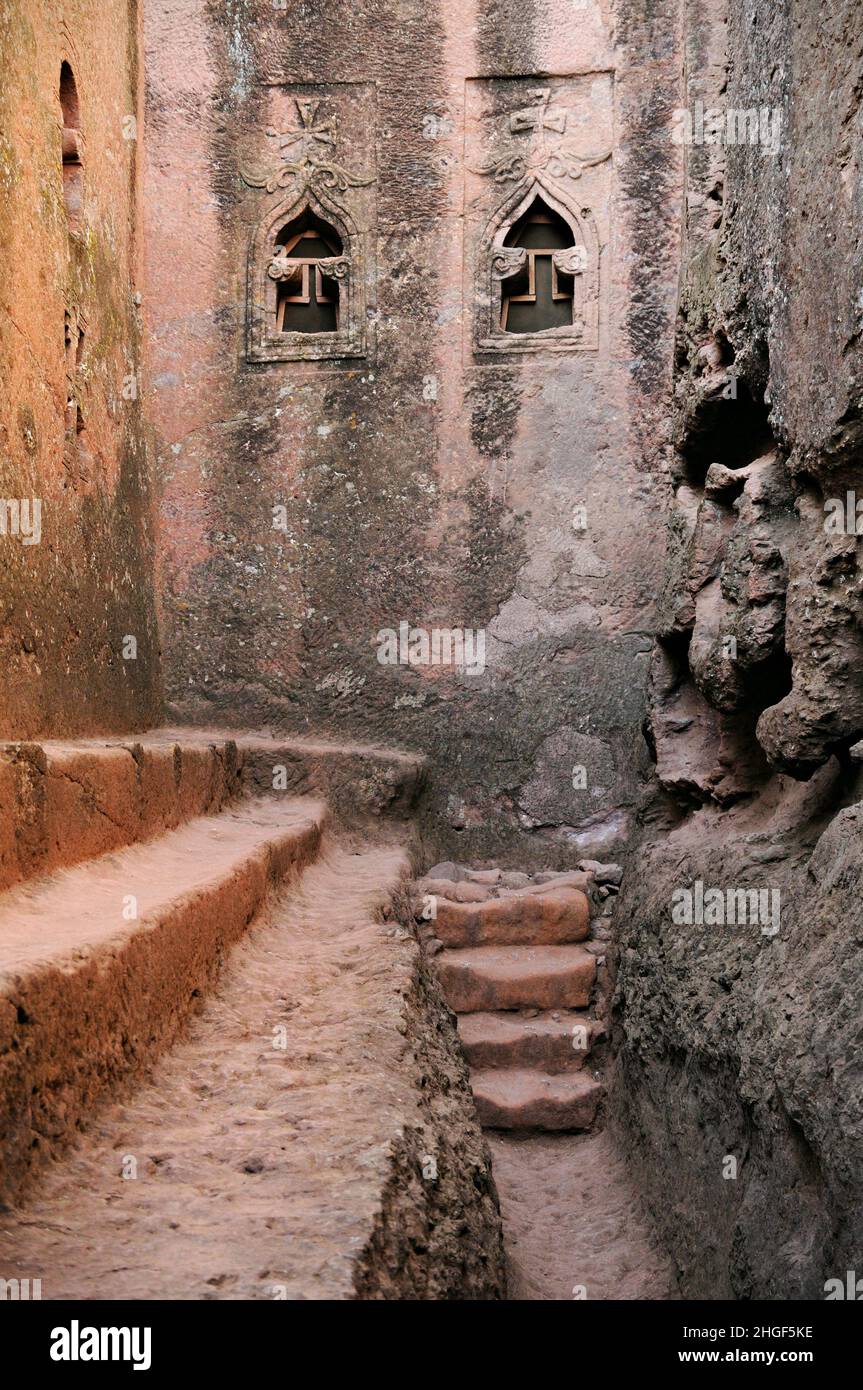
434, 887, 589, 947
458, 1010, 598, 1073
470, 1069, 602, 1130
436, 944, 596, 1013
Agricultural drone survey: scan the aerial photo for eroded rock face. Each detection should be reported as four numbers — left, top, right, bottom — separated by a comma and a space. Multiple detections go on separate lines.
650, 450, 797, 805
757, 519, 863, 775
352, 953, 507, 1300
617, 0, 863, 1298
0, 0, 163, 739
615, 781, 863, 1298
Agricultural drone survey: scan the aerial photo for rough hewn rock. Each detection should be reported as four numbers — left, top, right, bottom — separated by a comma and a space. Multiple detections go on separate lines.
614, 788, 863, 1297
618, 0, 863, 1299
0, 0, 162, 739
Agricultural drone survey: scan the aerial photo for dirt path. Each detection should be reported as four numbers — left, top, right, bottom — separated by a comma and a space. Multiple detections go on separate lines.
488, 1129, 678, 1300
0, 838, 415, 1300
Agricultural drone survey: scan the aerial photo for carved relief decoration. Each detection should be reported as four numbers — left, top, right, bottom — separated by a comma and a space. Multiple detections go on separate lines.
465, 75, 613, 356
242, 85, 376, 364
472, 87, 611, 185
240, 98, 374, 199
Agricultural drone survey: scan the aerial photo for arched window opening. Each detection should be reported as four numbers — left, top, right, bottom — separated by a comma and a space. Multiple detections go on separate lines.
500, 196, 575, 334
271, 211, 343, 334
60, 62, 83, 232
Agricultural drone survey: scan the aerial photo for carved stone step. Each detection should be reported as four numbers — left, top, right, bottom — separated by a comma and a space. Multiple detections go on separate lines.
0, 736, 243, 893
458, 1010, 600, 1073
432, 887, 589, 948
470, 1068, 603, 1131
436, 944, 596, 1013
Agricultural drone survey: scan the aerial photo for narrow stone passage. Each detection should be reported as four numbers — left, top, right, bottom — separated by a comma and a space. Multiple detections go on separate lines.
488, 1131, 678, 1301
0, 826, 505, 1300
415, 858, 675, 1299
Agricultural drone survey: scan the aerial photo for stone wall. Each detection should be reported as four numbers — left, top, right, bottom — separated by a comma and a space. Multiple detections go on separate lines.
0, 0, 162, 738
144, 0, 683, 865
614, 0, 863, 1298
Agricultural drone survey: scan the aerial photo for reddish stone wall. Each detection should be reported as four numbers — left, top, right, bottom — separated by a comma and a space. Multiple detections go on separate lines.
0, 0, 162, 739
144, 0, 683, 863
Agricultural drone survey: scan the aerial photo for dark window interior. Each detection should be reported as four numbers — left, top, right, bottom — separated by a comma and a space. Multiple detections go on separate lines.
60, 62, 83, 232
275, 211, 343, 334
501, 196, 575, 334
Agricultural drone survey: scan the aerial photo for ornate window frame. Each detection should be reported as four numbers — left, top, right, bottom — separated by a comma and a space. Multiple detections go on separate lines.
247, 189, 366, 364
476, 176, 600, 356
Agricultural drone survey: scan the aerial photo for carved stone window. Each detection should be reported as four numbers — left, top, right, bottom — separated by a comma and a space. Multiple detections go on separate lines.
271, 213, 344, 334
59, 62, 83, 233
247, 193, 364, 364
500, 197, 577, 334
476, 179, 600, 355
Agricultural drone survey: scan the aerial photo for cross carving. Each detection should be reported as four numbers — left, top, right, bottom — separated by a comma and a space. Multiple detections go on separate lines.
266, 99, 335, 164
240, 98, 374, 198
509, 89, 568, 159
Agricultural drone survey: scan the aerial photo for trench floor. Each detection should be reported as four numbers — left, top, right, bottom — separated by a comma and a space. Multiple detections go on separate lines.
487, 1129, 678, 1300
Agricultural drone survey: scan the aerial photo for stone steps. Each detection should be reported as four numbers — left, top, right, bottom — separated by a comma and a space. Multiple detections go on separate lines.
432, 887, 589, 947
470, 1068, 603, 1131
227, 729, 426, 822
0, 736, 243, 893
423, 864, 616, 1133
457, 1009, 600, 1073
436, 943, 596, 1013
0, 796, 326, 1205
0, 730, 508, 1298
0, 730, 425, 898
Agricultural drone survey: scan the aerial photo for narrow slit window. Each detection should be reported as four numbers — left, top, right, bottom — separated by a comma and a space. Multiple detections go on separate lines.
500, 197, 575, 334
60, 62, 83, 232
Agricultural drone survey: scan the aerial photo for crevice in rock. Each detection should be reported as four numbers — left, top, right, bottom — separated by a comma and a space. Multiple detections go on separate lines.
677, 371, 774, 489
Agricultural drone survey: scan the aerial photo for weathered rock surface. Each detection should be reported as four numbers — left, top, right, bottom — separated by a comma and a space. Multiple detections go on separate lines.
615, 792, 863, 1297
0, 0, 163, 742
142, 0, 679, 866
620, 0, 863, 1298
